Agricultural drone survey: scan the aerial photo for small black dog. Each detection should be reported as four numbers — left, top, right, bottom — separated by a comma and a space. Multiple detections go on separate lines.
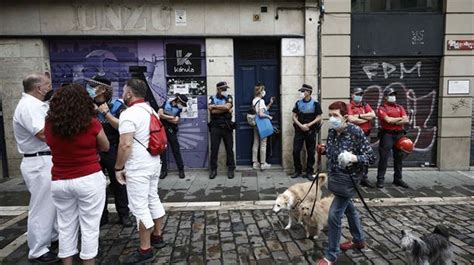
401, 224, 453, 265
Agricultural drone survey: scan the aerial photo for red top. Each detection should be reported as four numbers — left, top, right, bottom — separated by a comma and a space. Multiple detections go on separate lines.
348, 101, 373, 134
377, 102, 407, 131
45, 118, 103, 181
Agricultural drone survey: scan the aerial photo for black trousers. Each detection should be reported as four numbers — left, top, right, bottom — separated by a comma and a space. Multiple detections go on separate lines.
160, 127, 184, 171
376, 133, 404, 182
293, 129, 317, 174
100, 145, 129, 219
210, 126, 235, 171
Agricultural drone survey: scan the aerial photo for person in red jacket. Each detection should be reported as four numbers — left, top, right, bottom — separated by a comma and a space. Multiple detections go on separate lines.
376, 87, 410, 189
347, 87, 376, 188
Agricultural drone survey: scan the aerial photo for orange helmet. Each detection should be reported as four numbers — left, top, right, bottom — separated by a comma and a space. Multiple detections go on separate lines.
395, 137, 414, 153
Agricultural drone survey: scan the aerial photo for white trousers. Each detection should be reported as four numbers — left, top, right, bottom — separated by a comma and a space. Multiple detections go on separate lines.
51, 171, 106, 260
126, 172, 165, 230
20, 156, 58, 259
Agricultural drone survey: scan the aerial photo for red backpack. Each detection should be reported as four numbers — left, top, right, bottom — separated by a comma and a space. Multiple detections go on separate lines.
134, 105, 168, 156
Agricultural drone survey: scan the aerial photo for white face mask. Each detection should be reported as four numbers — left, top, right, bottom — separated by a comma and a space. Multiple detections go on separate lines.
329, 116, 343, 129
300, 92, 305, 99
387, 96, 396, 103
261, 90, 266, 97
221, 91, 228, 97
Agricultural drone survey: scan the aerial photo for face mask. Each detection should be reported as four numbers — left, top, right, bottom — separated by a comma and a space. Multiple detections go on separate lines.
43, 89, 54, 102
86, 84, 96, 98
221, 91, 228, 97
353, 95, 362, 103
261, 90, 266, 97
387, 96, 396, 103
300, 92, 305, 99
177, 104, 184, 110
329, 116, 343, 129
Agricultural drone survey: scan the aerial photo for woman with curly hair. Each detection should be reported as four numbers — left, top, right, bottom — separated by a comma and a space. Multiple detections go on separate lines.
44, 84, 109, 265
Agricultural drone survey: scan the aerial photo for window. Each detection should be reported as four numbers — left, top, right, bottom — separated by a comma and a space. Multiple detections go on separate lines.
352, 0, 442, 13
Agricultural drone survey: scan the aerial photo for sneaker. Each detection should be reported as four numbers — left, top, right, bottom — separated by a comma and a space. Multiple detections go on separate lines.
151, 234, 166, 249
340, 240, 367, 250
121, 249, 154, 264
393, 179, 409, 188
360, 179, 374, 188
260, 163, 271, 170
252, 162, 260, 170
178, 170, 185, 179
28, 251, 60, 264
315, 258, 334, 265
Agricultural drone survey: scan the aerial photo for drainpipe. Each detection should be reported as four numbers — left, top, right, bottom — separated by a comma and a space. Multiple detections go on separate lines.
316, 0, 325, 171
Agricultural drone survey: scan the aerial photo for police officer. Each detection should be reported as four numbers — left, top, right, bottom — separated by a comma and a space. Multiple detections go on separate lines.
87, 76, 132, 227
292, 84, 322, 179
208, 81, 235, 179
376, 87, 410, 189
158, 93, 188, 179
347, 87, 376, 188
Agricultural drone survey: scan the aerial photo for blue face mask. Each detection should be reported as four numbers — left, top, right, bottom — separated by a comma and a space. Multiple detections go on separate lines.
329, 116, 343, 129
353, 95, 363, 103
86, 84, 96, 98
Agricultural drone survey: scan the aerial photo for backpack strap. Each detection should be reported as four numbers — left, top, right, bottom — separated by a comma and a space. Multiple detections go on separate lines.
132, 104, 158, 152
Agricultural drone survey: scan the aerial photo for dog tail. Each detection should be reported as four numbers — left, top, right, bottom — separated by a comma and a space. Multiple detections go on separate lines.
317, 173, 328, 186
433, 224, 450, 239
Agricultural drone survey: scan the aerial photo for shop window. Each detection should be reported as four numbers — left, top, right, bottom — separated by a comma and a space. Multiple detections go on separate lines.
352, 0, 442, 13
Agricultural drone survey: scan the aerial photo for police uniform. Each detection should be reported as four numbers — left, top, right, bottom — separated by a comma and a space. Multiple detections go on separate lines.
13, 92, 58, 260
159, 98, 185, 175
348, 99, 374, 183
292, 92, 322, 177
97, 98, 130, 223
209, 89, 235, 176
376, 92, 407, 187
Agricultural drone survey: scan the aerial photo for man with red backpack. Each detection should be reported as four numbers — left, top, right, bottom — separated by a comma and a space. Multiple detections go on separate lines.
115, 79, 166, 264
347, 87, 376, 188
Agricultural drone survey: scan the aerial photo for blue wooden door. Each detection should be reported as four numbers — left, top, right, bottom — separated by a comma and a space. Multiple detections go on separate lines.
234, 40, 281, 165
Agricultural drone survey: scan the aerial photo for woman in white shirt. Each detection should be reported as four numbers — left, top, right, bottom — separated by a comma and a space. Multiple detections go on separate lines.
252, 83, 274, 170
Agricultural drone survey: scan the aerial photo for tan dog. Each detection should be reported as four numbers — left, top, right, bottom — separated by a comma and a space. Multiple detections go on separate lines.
299, 194, 334, 239
272, 173, 327, 230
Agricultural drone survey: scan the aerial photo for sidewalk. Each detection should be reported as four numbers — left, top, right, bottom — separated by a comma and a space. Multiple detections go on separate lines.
1, 169, 473, 206
0, 169, 473, 264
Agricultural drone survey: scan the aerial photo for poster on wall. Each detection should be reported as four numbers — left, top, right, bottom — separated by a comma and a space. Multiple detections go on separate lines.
167, 77, 206, 119
165, 44, 202, 76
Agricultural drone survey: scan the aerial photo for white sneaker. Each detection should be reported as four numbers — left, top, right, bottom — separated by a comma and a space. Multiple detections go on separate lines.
260, 163, 271, 170
252, 162, 260, 170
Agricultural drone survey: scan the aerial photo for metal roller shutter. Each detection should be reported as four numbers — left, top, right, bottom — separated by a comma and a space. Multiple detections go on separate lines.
350, 57, 440, 167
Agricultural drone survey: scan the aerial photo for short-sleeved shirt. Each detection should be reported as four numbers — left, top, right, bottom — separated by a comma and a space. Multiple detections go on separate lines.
252, 97, 267, 113
208, 94, 233, 124
159, 99, 182, 130
45, 118, 102, 181
97, 99, 126, 145
119, 102, 161, 176
13, 93, 50, 154
377, 102, 407, 131
292, 97, 323, 131
348, 101, 374, 134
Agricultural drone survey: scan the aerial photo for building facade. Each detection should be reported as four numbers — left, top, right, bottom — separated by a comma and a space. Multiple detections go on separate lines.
0, 0, 473, 178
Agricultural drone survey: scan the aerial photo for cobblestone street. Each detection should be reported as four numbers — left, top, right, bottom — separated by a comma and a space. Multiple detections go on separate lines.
1, 202, 473, 264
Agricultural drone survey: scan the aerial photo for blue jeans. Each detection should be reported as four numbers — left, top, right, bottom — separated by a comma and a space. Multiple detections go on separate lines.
324, 195, 365, 262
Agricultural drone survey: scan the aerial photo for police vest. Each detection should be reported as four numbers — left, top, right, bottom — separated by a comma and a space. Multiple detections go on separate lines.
295, 98, 320, 131
98, 99, 124, 145
161, 100, 181, 130
210, 95, 232, 122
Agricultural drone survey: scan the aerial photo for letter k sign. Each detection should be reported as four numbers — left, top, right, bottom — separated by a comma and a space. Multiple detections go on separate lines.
176, 50, 192, 66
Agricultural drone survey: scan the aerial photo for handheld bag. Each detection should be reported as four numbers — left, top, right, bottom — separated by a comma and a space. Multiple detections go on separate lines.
246, 100, 261, 127
135, 105, 168, 156
255, 114, 274, 140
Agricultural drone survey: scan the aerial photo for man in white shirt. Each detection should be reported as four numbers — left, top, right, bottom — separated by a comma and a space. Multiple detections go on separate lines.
12, 73, 59, 263
115, 79, 166, 264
